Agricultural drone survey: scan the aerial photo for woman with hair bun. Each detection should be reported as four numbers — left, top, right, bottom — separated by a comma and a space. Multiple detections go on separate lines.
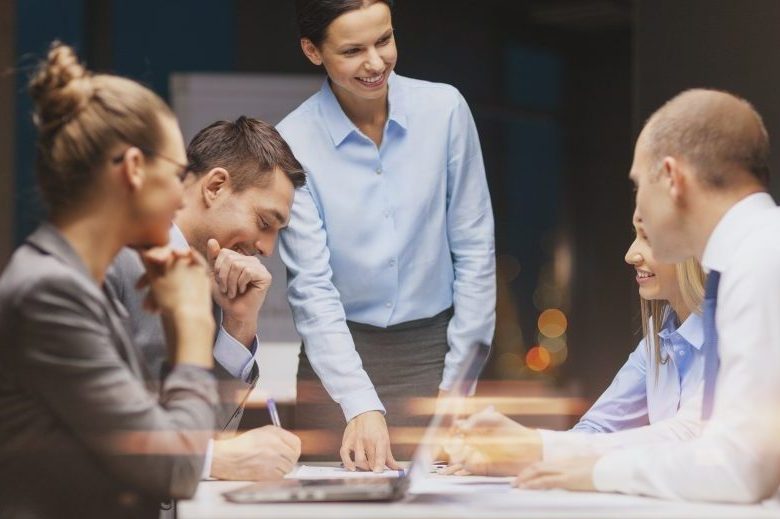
0, 42, 217, 519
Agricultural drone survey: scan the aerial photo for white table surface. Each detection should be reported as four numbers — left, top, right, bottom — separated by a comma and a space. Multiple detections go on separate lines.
178, 475, 780, 519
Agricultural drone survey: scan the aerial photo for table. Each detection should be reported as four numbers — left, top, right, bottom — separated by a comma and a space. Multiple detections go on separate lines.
179, 476, 780, 518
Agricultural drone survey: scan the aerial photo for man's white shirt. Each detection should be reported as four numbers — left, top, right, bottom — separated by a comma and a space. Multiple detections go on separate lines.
593, 193, 780, 503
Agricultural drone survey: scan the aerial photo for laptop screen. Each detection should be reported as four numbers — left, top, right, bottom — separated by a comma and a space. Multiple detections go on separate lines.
406, 342, 491, 481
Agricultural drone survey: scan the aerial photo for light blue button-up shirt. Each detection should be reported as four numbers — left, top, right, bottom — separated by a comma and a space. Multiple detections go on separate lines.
278, 73, 496, 421
573, 311, 705, 433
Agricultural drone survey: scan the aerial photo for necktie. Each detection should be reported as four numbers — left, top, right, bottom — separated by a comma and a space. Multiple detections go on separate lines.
701, 270, 721, 420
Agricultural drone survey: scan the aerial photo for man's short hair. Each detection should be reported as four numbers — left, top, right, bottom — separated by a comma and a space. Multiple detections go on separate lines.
645, 89, 770, 189
187, 116, 306, 190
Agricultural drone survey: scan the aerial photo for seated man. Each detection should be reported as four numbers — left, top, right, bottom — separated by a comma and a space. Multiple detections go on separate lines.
108, 116, 306, 480
449, 89, 780, 504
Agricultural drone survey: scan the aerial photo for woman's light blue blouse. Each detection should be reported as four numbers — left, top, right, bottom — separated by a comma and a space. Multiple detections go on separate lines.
573, 311, 705, 433
277, 73, 496, 420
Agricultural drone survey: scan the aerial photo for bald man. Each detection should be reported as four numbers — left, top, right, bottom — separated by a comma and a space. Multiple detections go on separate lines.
453, 89, 780, 503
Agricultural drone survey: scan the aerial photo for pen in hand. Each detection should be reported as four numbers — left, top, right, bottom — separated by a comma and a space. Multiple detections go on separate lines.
267, 398, 281, 428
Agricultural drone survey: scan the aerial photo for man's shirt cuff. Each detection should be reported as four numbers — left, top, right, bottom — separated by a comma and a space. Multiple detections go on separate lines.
200, 438, 214, 480
213, 327, 259, 383
593, 449, 637, 493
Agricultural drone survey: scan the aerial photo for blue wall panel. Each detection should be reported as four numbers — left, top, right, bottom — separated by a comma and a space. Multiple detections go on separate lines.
503, 45, 563, 345
13, 0, 235, 241
15, 0, 85, 243
112, 0, 235, 99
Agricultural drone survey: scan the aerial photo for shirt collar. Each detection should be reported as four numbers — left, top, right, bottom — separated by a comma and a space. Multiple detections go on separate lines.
702, 192, 776, 273
386, 72, 408, 131
319, 72, 408, 148
169, 222, 190, 249
658, 311, 704, 351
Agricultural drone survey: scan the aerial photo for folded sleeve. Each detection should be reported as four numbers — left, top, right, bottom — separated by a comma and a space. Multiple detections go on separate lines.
279, 185, 384, 421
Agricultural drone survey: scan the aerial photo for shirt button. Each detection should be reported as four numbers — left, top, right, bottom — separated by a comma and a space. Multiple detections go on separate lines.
384, 210, 391, 218
385, 302, 392, 308
376, 168, 382, 175
389, 259, 396, 267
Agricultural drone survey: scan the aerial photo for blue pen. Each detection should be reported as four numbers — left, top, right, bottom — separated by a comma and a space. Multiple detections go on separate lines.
267, 398, 281, 428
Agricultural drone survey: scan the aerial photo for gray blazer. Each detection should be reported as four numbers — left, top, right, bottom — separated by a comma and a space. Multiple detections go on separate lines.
107, 245, 258, 432
0, 224, 218, 519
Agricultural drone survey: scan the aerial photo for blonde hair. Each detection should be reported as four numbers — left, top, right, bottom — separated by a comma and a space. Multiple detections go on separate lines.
640, 257, 705, 370
28, 41, 174, 217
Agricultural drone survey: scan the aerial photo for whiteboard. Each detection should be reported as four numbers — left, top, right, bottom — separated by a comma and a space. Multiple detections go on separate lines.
171, 73, 324, 140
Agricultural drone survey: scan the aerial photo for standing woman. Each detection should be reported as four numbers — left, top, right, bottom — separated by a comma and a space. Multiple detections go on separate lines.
278, 0, 496, 469
0, 43, 216, 519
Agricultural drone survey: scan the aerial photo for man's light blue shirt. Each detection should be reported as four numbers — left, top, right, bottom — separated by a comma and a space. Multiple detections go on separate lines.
573, 311, 705, 433
169, 224, 259, 383
278, 73, 496, 421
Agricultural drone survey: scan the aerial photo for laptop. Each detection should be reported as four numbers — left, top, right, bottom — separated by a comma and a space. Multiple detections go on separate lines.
223, 342, 491, 503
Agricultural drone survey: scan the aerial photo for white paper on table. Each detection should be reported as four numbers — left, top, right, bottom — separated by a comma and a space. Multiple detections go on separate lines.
409, 475, 515, 495
290, 465, 405, 480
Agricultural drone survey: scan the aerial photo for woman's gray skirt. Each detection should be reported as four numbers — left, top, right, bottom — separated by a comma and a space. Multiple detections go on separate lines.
295, 307, 452, 460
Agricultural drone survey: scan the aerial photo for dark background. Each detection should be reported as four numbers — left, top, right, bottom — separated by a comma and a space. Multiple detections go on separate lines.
2, 0, 779, 408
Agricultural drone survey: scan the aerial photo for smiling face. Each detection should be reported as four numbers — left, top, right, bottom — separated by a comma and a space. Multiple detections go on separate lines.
302, 1, 397, 103
186, 167, 294, 259
624, 209, 680, 303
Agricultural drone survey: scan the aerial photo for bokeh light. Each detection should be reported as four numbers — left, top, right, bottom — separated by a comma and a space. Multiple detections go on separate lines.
538, 334, 566, 353
538, 308, 567, 338
549, 343, 568, 366
538, 334, 568, 367
526, 346, 551, 372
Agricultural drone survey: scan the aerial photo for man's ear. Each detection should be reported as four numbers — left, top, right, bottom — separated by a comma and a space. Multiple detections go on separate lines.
664, 156, 688, 206
301, 38, 324, 66
201, 167, 230, 208
120, 147, 146, 192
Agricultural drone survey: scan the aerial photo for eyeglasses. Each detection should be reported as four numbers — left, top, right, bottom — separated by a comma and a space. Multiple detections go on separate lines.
111, 146, 193, 181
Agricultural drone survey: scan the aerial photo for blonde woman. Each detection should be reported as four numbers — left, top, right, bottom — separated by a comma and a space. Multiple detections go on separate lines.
444, 210, 706, 476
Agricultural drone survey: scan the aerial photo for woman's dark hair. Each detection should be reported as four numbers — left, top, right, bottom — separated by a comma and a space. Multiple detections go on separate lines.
28, 41, 173, 216
295, 0, 393, 47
